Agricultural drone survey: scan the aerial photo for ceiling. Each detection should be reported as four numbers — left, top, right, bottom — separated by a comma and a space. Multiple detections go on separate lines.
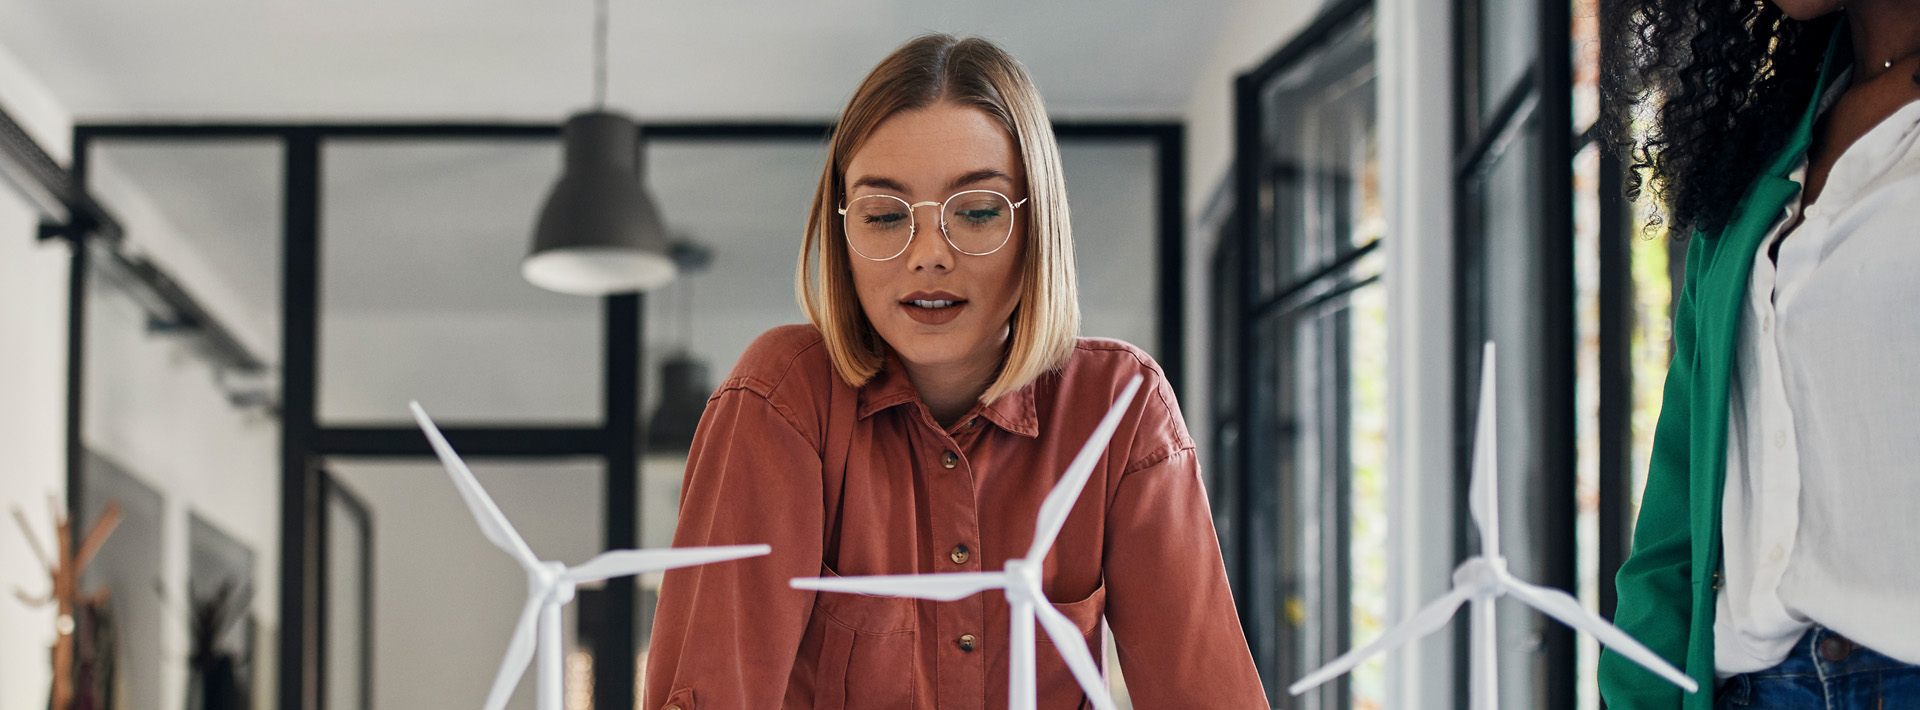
12, 0, 1222, 382
0, 0, 1244, 121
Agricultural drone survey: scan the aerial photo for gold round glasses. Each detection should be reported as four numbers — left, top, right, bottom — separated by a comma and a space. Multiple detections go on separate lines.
838, 189, 1029, 261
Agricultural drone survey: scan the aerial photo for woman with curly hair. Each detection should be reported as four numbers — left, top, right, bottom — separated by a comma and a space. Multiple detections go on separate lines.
1598, 0, 1920, 708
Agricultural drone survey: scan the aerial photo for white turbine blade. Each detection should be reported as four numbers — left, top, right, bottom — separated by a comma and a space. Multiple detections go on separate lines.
482, 596, 542, 710
1026, 375, 1144, 562
1501, 577, 1698, 693
561, 545, 770, 584
1467, 342, 1500, 558
1290, 584, 1477, 695
1034, 602, 1121, 710
410, 402, 541, 572
791, 571, 1009, 601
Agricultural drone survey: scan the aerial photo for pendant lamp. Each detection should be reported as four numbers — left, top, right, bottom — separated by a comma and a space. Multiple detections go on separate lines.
522, 0, 676, 295
645, 241, 714, 453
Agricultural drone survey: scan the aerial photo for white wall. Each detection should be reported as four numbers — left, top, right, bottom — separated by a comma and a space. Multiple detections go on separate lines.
0, 41, 76, 710
0, 39, 282, 710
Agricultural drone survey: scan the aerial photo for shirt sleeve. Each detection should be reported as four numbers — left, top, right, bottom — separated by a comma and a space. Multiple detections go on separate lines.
642, 382, 824, 710
1599, 241, 1703, 709
1103, 411, 1268, 706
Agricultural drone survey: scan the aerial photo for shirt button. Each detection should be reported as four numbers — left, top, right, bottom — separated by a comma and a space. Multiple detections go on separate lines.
1772, 430, 1788, 450
1805, 204, 1822, 219
957, 633, 977, 652
964, 418, 976, 430
1769, 545, 1786, 563
1761, 315, 1772, 333
941, 451, 959, 469
950, 545, 971, 565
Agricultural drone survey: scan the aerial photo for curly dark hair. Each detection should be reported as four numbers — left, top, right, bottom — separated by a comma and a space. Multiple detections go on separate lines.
1599, 0, 1843, 238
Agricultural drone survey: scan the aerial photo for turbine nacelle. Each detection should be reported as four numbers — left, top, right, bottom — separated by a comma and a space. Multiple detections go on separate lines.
533, 561, 574, 606
1451, 557, 1506, 595
1004, 558, 1041, 598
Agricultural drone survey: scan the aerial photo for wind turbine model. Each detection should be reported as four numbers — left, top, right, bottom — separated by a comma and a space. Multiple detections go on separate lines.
1287, 343, 1696, 707
790, 375, 1143, 710
410, 402, 770, 710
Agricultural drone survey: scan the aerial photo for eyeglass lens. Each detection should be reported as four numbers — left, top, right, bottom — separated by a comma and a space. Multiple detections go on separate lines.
844, 190, 1015, 260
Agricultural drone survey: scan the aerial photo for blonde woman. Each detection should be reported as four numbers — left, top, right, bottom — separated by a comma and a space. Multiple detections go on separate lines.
643, 34, 1265, 709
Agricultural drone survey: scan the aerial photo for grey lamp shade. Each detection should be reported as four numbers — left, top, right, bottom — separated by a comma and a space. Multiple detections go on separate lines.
645, 354, 711, 453
523, 111, 678, 295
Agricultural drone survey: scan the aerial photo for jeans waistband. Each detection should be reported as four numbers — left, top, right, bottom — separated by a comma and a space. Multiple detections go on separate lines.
1746, 626, 1918, 680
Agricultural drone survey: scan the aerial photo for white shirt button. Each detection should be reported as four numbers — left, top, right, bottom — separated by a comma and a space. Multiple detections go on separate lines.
1773, 429, 1789, 450
1770, 545, 1787, 563
1805, 204, 1822, 218
1761, 314, 1773, 334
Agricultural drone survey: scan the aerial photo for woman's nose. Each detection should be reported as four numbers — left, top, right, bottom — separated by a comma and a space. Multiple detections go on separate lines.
904, 202, 952, 271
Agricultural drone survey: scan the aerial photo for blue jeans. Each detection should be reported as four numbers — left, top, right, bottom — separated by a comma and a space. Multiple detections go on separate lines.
1716, 626, 1920, 709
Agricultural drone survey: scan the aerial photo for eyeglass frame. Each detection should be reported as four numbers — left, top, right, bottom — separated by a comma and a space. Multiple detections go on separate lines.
836, 189, 1031, 261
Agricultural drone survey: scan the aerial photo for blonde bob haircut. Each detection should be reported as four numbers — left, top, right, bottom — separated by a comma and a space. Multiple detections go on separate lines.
797, 34, 1079, 404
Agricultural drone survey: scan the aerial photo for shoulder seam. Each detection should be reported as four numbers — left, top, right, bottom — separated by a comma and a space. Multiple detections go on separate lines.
712, 378, 821, 453
711, 333, 829, 452
1123, 441, 1193, 476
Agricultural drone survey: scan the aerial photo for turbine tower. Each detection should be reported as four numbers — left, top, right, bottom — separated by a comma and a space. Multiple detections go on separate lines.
790, 375, 1144, 710
411, 402, 770, 710
1287, 343, 1696, 707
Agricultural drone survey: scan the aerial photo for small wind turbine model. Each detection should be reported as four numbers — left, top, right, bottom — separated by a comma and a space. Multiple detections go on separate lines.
1288, 343, 1697, 707
410, 402, 770, 710
790, 375, 1144, 710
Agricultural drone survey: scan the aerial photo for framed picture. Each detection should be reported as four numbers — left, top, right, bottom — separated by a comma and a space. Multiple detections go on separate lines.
188, 513, 255, 710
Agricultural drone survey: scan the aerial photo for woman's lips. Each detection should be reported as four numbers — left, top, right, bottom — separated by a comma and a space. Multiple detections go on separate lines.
901, 300, 966, 325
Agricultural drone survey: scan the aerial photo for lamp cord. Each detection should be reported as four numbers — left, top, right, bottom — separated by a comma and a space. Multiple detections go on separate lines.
593, 0, 609, 109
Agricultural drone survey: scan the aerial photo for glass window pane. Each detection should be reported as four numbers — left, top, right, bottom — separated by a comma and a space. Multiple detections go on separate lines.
89, 139, 285, 354
324, 480, 372, 710
1465, 123, 1549, 707
189, 512, 261, 710
77, 138, 285, 710
80, 452, 167, 709
319, 139, 602, 426
1476, 0, 1539, 123
327, 457, 604, 710
1061, 139, 1160, 359
1258, 9, 1377, 293
638, 138, 822, 440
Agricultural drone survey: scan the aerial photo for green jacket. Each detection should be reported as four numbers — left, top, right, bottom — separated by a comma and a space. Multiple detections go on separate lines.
1596, 32, 1846, 710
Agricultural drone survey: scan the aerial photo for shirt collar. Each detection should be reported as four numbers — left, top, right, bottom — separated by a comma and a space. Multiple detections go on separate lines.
855, 353, 1040, 438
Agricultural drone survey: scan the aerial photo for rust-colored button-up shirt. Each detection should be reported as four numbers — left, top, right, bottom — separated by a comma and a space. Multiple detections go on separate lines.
644, 325, 1266, 709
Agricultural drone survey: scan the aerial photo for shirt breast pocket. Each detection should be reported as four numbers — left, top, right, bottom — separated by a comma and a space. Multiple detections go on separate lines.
1036, 582, 1107, 706
796, 564, 919, 710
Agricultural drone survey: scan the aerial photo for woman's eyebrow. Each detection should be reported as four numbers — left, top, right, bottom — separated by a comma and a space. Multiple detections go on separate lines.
848, 169, 1013, 195
947, 169, 1015, 191
848, 175, 908, 193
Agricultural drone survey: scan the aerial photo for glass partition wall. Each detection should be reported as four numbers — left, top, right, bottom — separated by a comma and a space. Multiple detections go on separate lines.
70, 136, 285, 710
67, 121, 1183, 710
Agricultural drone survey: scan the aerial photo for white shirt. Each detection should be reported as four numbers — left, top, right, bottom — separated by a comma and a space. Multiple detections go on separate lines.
1713, 79, 1920, 676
